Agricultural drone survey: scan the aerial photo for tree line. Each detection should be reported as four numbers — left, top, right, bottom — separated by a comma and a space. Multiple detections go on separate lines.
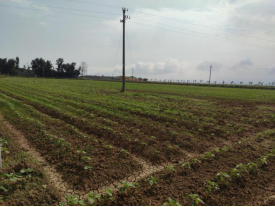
0, 57, 88, 78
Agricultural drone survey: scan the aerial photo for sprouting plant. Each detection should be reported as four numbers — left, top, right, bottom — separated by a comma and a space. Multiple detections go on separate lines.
185, 194, 205, 206
119, 182, 138, 194
204, 180, 220, 194
65, 195, 85, 206
104, 188, 114, 201
215, 172, 231, 186
87, 192, 101, 205
104, 145, 113, 149
230, 168, 242, 179
76, 150, 86, 154
191, 158, 201, 165
235, 163, 248, 173
247, 162, 258, 173
84, 166, 92, 170
181, 161, 191, 170
163, 197, 181, 206
148, 176, 158, 186
204, 151, 215, 159
221, 145, 231, 152
167, 165, 176, 173
120, 149, 128, 157
213, 148, 220, 154
259, 156, 268, 166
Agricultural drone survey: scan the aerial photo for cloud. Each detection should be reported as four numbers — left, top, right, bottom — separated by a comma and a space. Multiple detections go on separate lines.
39, 22, 47, 26
232, 59, 253, 69
197, 61, 222, 71
133, 58, 187, 75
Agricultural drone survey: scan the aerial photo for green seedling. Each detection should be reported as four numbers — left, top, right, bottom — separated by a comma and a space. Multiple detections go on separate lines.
167, 165, 176, 173
104, 188, 114, 201
247, 162, 258, 172
185, 194, 205, 206
221, 145, 231, 152
148, 176, 158, 186
230, 168, 242, 179
181, 161, 191, 170
87, 192, 101, 205
65, 195, 85, 206
235, 163, 248, 173
215, 172, 231, 186
191, 158, 201, 165
259, 156, 268, 166
204, 180, 220, 194
76, 150, 86, 154
119, 181, 138, 194
84, 166, 92, 170
163, 197, 181, 206
104, 145, 113, 149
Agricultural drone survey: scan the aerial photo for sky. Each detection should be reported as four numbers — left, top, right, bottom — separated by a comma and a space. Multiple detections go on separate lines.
0, 0, 275, 84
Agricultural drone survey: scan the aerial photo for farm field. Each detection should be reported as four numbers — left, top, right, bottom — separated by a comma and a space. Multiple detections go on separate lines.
0, 77, 275, 205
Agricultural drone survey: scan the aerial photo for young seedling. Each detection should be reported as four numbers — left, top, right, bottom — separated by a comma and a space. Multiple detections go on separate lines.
65, 195, 85, 206
163, 197, 181, 206
215, 172, 231, 186
87, 192, 101, 205
119, 181, 138, 194
103, 188, 114, 201
191, 158, 201, 166
185, 194, 205, 206
181, 161, 191, 170
204, 180, 220, 194
167, 165, 176, 173
230, 168, 242, 179
247, 162, 258, 173
84, 166, 92, 170
81, 156, 91, 162
259, 156, 268, 166
148, 176, 158, 186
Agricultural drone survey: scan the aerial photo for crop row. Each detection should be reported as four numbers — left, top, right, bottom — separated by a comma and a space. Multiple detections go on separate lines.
0, 93, 141, 191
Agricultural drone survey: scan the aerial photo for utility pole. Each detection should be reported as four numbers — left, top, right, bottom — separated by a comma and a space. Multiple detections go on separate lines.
209, 65, 212, 84
120, 8, 129, 92
132, 68, 134, 81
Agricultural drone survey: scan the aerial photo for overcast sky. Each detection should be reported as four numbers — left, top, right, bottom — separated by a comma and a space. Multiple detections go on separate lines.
0, 0, 275, 83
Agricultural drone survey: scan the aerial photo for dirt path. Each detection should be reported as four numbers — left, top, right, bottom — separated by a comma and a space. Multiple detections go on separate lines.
0, 115, 78, 200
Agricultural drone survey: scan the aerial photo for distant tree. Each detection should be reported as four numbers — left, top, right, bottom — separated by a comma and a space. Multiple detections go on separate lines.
79, 62, 88, 77
16, 57, 20, 69
240, 82, 243, 85
222, 81, 225, 84
56, 58, 64, 77
31, 58, 46, 77
231, 81, 234, 85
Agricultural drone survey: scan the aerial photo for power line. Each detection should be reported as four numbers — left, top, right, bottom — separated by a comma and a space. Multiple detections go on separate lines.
129, 21, 275, 50
113, 32, 122, 69
66, 0, 275, 43
0, 0, 121, 16
0, 4, 115, 20
132, 9, 275, 43
1, 2, 274, 51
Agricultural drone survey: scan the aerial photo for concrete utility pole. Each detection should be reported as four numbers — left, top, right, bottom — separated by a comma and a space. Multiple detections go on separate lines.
209, 65, 212, 84
120, 8, 130, 92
